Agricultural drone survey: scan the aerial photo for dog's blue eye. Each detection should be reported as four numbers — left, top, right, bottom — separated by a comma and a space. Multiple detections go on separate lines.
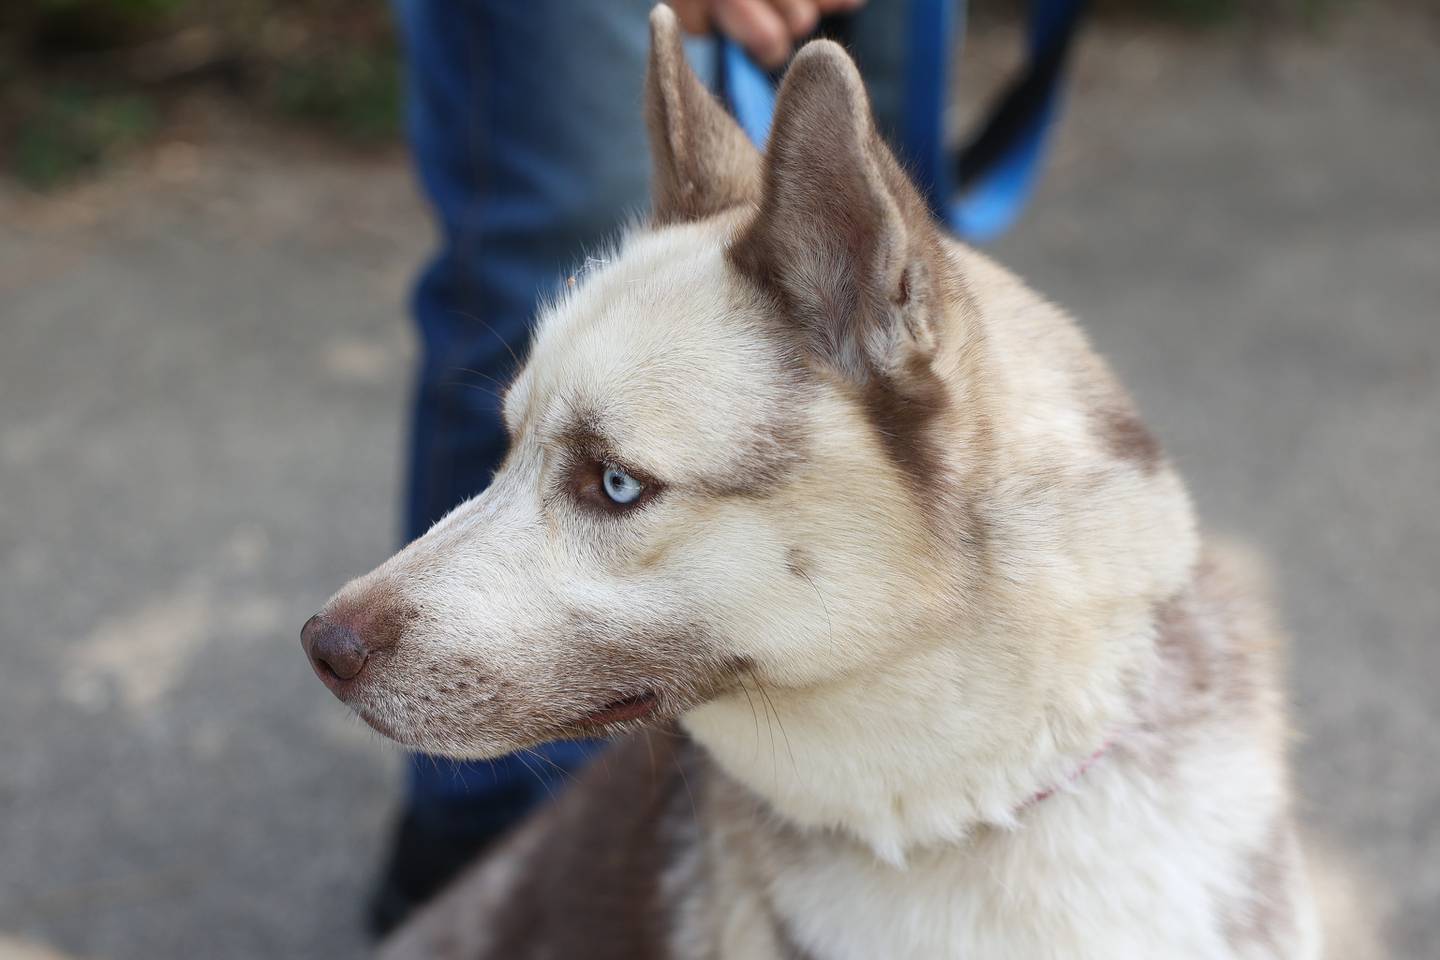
602, 465, 643, 505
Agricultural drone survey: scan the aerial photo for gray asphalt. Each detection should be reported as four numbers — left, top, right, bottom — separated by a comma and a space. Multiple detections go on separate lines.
1, 12, 1436, 960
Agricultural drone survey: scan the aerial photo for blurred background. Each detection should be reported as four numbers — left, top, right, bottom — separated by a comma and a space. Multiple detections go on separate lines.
0, 0, 1435, 957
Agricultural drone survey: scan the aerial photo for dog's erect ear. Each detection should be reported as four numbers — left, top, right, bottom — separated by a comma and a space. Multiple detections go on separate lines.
729, 41, 946, 379
646, 6, 762, 225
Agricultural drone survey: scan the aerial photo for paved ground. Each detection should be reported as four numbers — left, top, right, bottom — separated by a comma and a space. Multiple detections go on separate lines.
1, 10, 1436, 959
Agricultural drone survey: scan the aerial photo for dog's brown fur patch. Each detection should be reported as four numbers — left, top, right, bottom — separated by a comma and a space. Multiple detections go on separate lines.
784, 546, 812, 580
853, 356, 951, 513
1141, 546, 1280, 737
1223, 820, 1301, 953
382, 731, 705, 959
1093, 399, 1162, 472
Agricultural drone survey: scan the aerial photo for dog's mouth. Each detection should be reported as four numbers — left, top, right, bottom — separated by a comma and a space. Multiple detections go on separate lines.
354, 707, 411, 745
578, 690, 660, 728
350, 685, 666, 755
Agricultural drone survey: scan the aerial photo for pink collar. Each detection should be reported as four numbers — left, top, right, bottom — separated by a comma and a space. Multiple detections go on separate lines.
1023, 741, 1114, 809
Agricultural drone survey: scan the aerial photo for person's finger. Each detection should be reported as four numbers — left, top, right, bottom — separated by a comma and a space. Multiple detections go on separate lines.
666, 0, 712, 35
714, 0, 792, 69
815, 0, 866, 13
766, 0, 820, 38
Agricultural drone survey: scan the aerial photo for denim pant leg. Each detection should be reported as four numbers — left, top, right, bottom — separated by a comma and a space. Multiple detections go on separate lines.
393, 0, 654, 820
392, 0, 920, 827
845, 0, 923, 150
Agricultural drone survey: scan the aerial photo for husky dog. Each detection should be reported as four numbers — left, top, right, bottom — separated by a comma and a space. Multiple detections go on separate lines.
302, 8, 1347, 957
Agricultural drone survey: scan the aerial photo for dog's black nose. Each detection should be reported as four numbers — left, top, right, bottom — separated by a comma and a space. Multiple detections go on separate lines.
301, 614, 370, 684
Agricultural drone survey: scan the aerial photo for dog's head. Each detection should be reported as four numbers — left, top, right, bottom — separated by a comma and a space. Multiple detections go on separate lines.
302, 7, 1195, 761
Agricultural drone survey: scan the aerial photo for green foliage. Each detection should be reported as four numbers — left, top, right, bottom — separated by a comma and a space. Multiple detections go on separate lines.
1150, 0, 1242, 22
267, 47, 401, 144
2, 0, 399, 187
31, 0, 184, 12
5, 0, 186, 50
10, 87, 158, 188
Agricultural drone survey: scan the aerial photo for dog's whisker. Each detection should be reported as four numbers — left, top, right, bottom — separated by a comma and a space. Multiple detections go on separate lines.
750, 669, 799, 786
521, 746, 579, 787
671, 751, 700, 826
737, 679, 763, 766
440, 380, 507, 404
443, 309, 523, 370
797, 566, 836, 658
512, 750, 560, 803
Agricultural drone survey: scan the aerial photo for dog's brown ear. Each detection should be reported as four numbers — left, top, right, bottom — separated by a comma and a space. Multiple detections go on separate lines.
646, 5, 761, 225
729, 40, 946, 379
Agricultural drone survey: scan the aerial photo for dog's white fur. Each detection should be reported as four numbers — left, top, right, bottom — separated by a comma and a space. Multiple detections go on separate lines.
307, 9, 1365, 958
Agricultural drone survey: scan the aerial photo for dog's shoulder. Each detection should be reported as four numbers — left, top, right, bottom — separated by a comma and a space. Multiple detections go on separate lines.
380, 729, 707, 960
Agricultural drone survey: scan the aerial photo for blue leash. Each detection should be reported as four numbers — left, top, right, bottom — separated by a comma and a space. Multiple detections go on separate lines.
715, 0, 1088, 242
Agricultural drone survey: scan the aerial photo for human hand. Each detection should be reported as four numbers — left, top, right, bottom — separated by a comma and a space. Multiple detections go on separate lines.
666, 0, 866, 70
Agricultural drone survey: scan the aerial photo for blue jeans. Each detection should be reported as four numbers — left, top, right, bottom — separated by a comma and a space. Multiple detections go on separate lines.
394, 0, 660, 823
394, 0, 914, 827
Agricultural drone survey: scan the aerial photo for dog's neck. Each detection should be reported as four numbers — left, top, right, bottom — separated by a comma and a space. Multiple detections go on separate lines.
682, 627, 1138, 866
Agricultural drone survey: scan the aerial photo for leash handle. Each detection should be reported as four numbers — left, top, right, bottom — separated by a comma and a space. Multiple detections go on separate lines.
714, 0, 1088, 242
